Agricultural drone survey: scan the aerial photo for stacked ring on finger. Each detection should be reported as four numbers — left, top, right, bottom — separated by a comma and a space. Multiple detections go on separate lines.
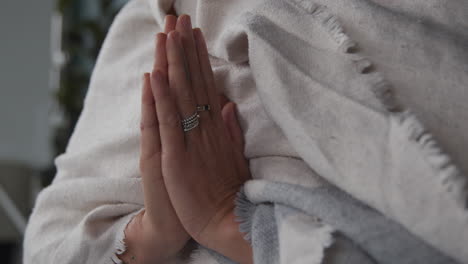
181, 104, 211, 132
181, 111, 200, 132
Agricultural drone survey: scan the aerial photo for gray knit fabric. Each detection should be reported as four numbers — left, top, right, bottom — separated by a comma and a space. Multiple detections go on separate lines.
208, 181, 457, 263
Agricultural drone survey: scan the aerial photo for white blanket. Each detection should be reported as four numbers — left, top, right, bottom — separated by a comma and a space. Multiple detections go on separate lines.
23, 0, 468, 263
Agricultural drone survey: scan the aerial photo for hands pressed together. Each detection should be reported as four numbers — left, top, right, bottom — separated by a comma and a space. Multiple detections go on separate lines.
118, 14, 253, 264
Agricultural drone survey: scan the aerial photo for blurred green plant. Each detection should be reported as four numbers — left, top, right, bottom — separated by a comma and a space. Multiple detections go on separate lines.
43, 0, 127, 186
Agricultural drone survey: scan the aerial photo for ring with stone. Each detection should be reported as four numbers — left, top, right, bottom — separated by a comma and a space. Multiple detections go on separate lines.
196, 104, 211, 112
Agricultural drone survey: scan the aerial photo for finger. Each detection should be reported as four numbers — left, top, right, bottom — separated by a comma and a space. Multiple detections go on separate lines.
221, 103, 251, 183
228, 103, 251, 180
154, 33, 168, 74
219, 95, 231, 140
218, 94, 230, 109
221, 102, 234, 142
140, 73, 164, 218
221, 102, 249, 182
158, 15, 176, 74
222, 102, 245, 153
151, 69, 186, 156
166, 30, 202, 141
164, 15, 177, 34
140, 73, 161, 161
193, 28, 223, 126
224, 102, 251, 181
176, 15, 211, 122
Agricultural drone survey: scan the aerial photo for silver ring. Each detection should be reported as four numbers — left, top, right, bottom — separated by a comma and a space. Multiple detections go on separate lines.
197, 104, 211, 112
181, 111, 200, 132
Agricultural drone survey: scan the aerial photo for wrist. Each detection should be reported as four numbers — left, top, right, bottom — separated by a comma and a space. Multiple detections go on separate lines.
201, 210, 253, 264
118, 210, 176, 264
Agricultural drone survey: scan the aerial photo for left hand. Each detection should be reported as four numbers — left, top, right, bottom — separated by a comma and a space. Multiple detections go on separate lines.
149, 14, 252, 262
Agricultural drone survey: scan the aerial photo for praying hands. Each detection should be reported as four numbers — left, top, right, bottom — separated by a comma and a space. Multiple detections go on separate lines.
118, 14, 253, 264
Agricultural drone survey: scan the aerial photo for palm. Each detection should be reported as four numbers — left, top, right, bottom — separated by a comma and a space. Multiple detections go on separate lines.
140, 80, 242, 256
162, 128, 244, 239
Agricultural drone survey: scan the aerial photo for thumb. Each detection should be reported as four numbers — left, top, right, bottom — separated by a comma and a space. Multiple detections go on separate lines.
221, 102, 245, 153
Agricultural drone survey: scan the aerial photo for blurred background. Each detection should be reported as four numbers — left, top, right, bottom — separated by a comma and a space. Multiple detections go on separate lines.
0, 0, 128, 262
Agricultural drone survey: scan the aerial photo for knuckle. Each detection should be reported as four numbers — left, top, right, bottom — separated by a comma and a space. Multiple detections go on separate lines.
192, 79, 205, 93
140, 120, 158, 131
160, 113, 181, 127
139, 152, 161, 172
179, 88, 194, 104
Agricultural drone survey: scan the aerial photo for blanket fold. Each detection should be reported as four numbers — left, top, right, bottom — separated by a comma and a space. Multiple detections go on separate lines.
233, 181, 456, 264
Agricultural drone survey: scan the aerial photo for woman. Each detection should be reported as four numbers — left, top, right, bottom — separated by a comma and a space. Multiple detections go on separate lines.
23, 0, 468, 263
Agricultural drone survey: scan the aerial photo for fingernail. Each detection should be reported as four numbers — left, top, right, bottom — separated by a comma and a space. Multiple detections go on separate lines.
156, 32, 166, 43
182, 14, 191, 29
168, 30, 179, 41
179, 14, 192, 29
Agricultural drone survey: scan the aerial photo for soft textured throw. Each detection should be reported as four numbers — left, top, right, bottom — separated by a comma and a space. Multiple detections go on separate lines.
23, 0, 468, 263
